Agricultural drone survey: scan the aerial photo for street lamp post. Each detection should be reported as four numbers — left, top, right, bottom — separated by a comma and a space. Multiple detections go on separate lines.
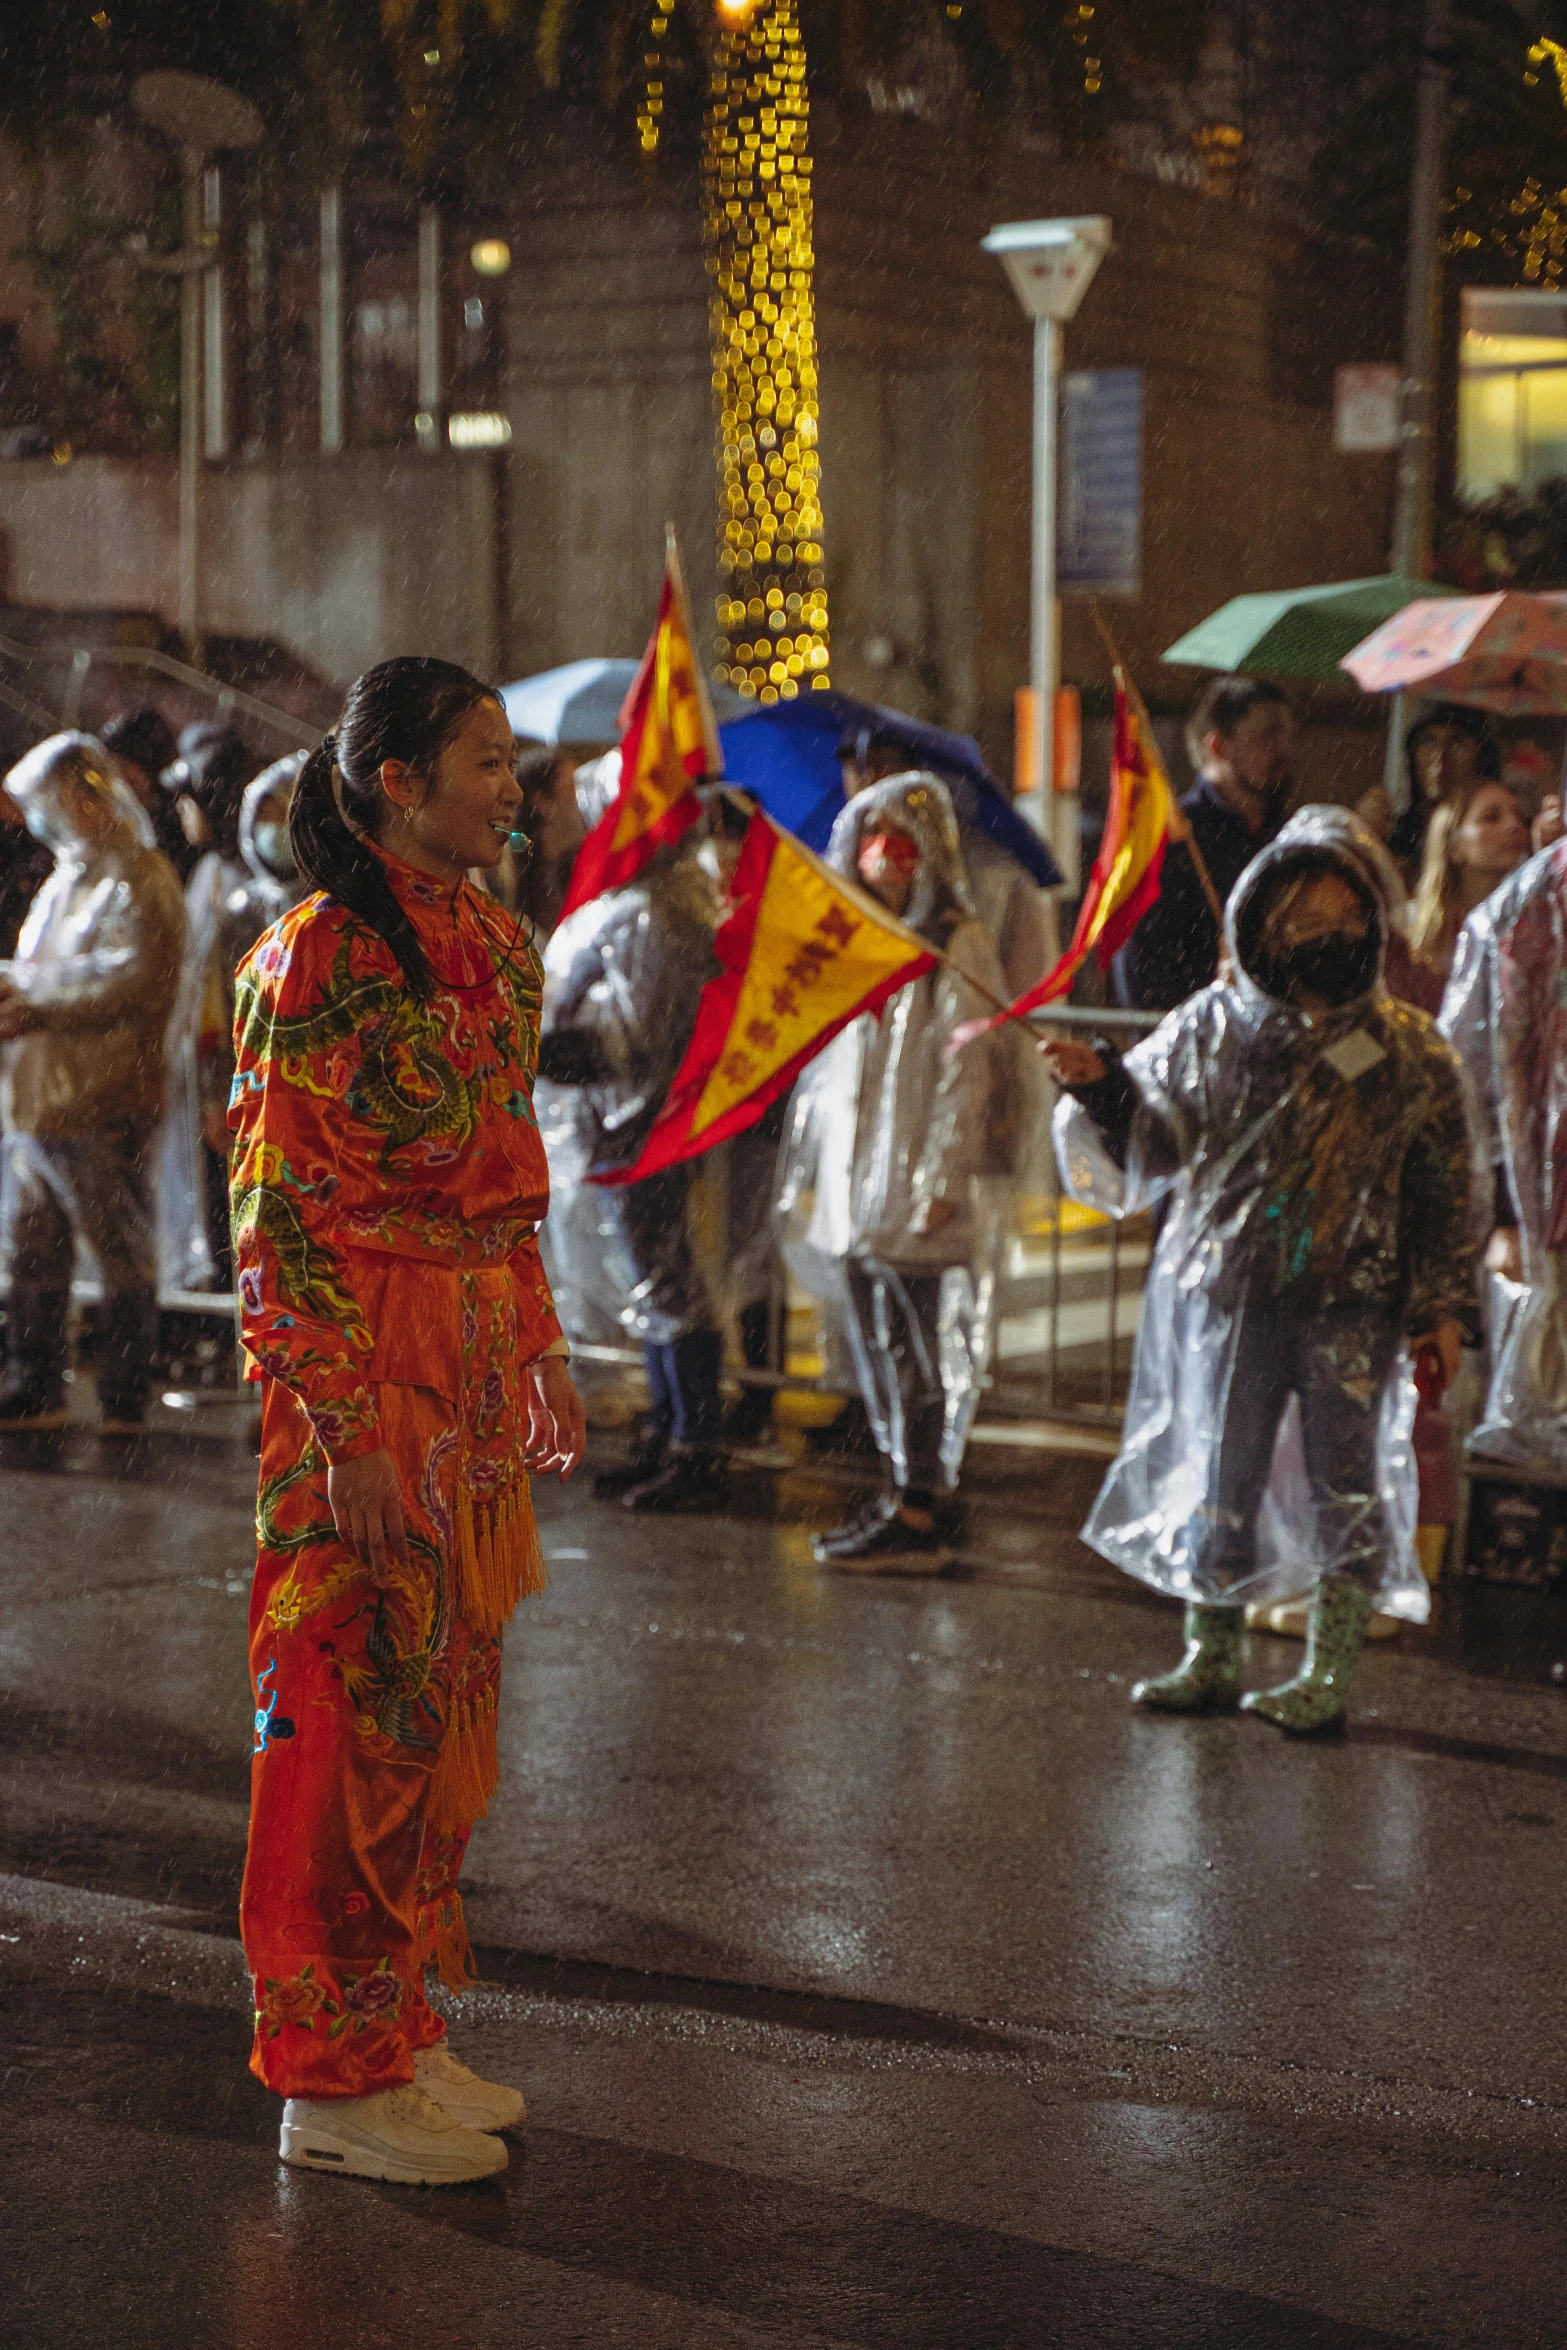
1384, 0, 1454, 803
131, 74, 264, 667
981, 216, 1112, 888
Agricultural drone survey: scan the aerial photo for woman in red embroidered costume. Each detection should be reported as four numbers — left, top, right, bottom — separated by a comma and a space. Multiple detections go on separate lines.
230, 658, 584, 2186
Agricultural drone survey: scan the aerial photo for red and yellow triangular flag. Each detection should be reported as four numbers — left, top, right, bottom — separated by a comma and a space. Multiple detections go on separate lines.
594, 808, 937, 1185
953, 680, 1176, 1045
560, 528, 721, 919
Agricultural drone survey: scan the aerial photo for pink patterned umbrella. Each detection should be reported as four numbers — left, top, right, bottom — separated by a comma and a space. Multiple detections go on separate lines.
1340, 590, 1567, 714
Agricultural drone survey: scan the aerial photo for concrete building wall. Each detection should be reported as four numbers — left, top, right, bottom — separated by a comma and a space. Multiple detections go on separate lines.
0, 115, 1402, 803
0, 450, 500, 686
805, 120, 1400, 796
504, 172, 716, 678
499, 119, 1400, 794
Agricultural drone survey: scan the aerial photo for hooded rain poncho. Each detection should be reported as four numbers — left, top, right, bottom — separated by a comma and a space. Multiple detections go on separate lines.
1441, 836, 1567, 1471
774, 774, 1021, 1488
161, 756, 307, 1292
1055, 805, 1481, 1621
535, 752, 723, 1345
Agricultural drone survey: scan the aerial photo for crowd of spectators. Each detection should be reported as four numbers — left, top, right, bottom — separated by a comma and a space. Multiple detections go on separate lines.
0, 711, 303, 1429
0, 672, 1560, 1586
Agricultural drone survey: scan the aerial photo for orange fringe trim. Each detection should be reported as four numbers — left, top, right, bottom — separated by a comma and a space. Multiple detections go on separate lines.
455, 1477, 547, 1639
427, 1686, 500, 1835
415, 1889, 479, 1990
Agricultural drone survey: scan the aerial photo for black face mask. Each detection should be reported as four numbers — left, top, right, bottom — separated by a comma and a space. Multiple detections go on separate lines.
1278, 928, 1378, 1006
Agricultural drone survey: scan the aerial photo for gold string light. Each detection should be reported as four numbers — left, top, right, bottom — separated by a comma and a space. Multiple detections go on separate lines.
1457, 44, 1567, 287
1064, 3, 1100, 97
703, 0, 830, 701
1529, 35, 1567, 105
637, 1, 672, 155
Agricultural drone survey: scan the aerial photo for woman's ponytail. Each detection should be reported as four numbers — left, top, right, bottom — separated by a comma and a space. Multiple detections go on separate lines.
288, 651, 501, 998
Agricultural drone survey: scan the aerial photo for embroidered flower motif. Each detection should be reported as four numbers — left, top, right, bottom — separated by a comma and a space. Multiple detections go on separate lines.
257, 1964, 332, 2036
342, 1965, 403, 2020
239, 1266, 264, 1315
341, 1890, 371, 1916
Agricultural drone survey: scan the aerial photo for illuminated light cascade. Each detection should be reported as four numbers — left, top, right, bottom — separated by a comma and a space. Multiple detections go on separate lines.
637, 2, 672, 154
1507, 43, 1567, 287
702, 0, 830, 701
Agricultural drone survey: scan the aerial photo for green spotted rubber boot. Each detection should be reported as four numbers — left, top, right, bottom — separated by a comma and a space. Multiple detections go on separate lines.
1130, 1602, 1243, 1714
1240, 1578, 1372, 1737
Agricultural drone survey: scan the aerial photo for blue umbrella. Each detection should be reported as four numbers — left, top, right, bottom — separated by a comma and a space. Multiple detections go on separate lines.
718, 689, 1063, 887
501, 658, 752, 745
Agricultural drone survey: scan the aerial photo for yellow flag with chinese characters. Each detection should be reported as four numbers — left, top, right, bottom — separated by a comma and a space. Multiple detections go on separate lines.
594, 809, 936, 1184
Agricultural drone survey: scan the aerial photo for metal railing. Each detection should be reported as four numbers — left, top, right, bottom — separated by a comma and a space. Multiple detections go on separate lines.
0, 630, 323, 749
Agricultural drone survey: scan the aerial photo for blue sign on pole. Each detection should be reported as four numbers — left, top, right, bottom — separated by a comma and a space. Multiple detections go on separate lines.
1057, 367, 1143, 598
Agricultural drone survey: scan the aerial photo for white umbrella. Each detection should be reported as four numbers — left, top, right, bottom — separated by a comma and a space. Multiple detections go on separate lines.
502, 658, 750, 745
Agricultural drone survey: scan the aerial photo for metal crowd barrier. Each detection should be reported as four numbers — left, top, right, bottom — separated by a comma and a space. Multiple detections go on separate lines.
0, 629, 324, 749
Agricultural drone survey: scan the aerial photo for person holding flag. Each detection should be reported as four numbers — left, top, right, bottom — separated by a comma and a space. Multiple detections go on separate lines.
535, 535, 735, 1514
1040, 805, 1478, 1736
579, 757, 1001, 1552
772, 775, 1021, 1571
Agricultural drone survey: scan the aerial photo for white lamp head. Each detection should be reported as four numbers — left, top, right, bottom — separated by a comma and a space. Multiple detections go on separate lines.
132, 71, 264, 160
981, 216, 1112, 322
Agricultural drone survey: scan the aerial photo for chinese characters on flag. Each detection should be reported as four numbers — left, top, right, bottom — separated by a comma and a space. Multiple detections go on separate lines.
559, 528, 722, 919
595, 809, 937, 1185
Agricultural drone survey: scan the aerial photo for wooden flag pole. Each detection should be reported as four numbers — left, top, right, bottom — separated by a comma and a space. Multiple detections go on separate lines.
1089, 602, 1227, 937
929, 946, 1017, 1023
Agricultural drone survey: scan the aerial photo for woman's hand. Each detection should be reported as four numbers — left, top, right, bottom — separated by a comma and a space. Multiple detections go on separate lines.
1409, 1317, 1465, 1396
1485, 1225, 1525, 1283
326, 1448, 409, 1586
1533, 799, 1565, 855
526, 1354, 586, 1478
1036, 1036, 1106, 1089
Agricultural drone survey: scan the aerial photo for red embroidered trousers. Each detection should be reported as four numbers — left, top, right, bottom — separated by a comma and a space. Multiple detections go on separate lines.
241, 1271, 543, 2099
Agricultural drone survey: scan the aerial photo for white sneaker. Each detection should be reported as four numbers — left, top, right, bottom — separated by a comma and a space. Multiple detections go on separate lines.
279, 2082, 508, 2183
413, 2042, 527, 2132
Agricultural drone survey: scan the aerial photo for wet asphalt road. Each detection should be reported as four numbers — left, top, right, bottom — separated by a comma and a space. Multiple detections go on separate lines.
5, 1411, 1567, 2348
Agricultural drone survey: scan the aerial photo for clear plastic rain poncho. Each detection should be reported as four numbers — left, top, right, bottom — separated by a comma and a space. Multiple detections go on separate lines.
773, 774, 1023, 1488
160, 755, 307, 1292
535, 752, 723, 1345
1054, 805, 1482, 1621
0, 732, 186, 1287
1441, 837, 1567, 1471
0, 731, 183, 1139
